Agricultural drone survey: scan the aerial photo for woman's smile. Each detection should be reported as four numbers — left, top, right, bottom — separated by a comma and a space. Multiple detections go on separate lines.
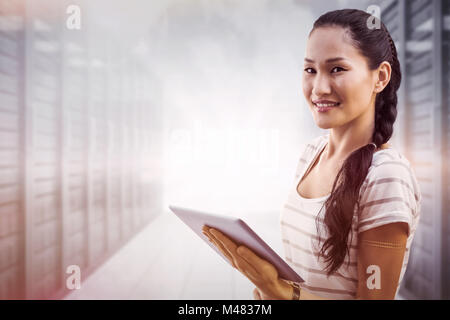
313, 100, 341, 112
315, 104, 339, 112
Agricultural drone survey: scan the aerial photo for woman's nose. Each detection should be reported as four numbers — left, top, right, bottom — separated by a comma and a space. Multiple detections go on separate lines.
312, 73, 332, 96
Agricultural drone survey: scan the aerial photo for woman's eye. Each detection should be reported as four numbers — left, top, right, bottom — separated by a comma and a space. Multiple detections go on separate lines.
331, 66, 345, 73
304, 67, 315, 74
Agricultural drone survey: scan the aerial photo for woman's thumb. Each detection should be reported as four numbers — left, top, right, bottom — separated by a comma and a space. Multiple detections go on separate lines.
253, 287, 262, 300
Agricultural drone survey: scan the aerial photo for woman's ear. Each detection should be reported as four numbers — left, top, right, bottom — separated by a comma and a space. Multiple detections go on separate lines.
374, 61, 392, 93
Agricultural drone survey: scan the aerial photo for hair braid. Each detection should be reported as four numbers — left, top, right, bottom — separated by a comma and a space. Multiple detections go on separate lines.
372, 26, 401, 148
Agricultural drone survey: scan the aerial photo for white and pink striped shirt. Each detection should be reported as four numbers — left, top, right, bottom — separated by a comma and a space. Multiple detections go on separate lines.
279, 133, 422, 299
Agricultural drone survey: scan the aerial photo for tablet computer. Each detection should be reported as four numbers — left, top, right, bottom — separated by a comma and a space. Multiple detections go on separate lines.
169, 204, 304, 284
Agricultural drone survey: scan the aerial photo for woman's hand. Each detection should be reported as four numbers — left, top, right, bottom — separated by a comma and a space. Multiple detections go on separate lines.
201, 225, 293, 300
253, 287, 279, 300
253, 287, 262, 300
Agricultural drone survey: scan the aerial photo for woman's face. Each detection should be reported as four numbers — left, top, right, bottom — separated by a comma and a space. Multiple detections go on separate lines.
302, 26, 378, 130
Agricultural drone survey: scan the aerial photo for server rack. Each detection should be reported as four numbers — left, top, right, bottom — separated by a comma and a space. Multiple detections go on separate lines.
443, 0, 450, 301
0, 0, 25, 300
0, 0, 163, 299
24, 0, 64, 299
373, 0, 439, 300
60, 0, 88, 285
354, 0, 445, 300
402, 0, 443, 300
85, 21, 108, 269
106, 46, 123, 253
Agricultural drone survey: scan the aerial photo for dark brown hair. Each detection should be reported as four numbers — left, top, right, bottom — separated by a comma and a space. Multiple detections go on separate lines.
310, 9, 401, 275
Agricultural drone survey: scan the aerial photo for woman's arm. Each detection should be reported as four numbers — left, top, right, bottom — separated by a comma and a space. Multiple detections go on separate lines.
355, 222, 408, 299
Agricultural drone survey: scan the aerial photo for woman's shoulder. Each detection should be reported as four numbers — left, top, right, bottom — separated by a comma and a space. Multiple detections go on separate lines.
294, 134, 328, 171
304, 133, 329, 151
369, 146, 413, 174
365, 146, 422, 203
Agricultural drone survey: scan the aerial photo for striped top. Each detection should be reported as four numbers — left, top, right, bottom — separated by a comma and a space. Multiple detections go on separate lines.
279, 133, 422, 299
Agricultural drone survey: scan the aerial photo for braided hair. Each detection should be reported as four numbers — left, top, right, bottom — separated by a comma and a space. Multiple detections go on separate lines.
309, 9, 402, 276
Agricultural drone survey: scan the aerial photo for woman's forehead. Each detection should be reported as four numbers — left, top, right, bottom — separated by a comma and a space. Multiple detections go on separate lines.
306, 26, 361, 63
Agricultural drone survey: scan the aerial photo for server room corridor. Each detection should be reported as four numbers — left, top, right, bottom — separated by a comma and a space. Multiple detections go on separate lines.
63, 209, 282, 300
1, 0, 449, 300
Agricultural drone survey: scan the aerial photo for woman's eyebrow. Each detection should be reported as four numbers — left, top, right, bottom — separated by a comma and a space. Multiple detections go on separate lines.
304, 57, 347, 63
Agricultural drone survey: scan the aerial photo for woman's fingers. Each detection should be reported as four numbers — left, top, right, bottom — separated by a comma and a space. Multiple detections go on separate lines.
209, 228, 238, 251
202, 228, 237, 268
206, 227, 260, 282
203, 226, 236, 264
208, 228, 238, 260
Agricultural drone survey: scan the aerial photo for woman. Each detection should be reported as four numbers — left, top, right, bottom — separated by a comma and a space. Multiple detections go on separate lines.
202, 8, 421, 300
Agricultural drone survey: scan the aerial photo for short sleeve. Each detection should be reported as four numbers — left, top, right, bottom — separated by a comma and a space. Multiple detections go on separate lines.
357, 157, 421, 237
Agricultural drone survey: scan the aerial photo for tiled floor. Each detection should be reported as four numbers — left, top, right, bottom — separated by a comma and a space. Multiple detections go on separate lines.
65, 210, 284, 300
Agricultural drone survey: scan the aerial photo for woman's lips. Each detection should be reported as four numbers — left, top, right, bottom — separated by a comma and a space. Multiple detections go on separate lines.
314, 102, 340, 112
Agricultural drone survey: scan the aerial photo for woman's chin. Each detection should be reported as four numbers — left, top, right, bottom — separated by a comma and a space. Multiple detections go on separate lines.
314, 119, 335, 130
